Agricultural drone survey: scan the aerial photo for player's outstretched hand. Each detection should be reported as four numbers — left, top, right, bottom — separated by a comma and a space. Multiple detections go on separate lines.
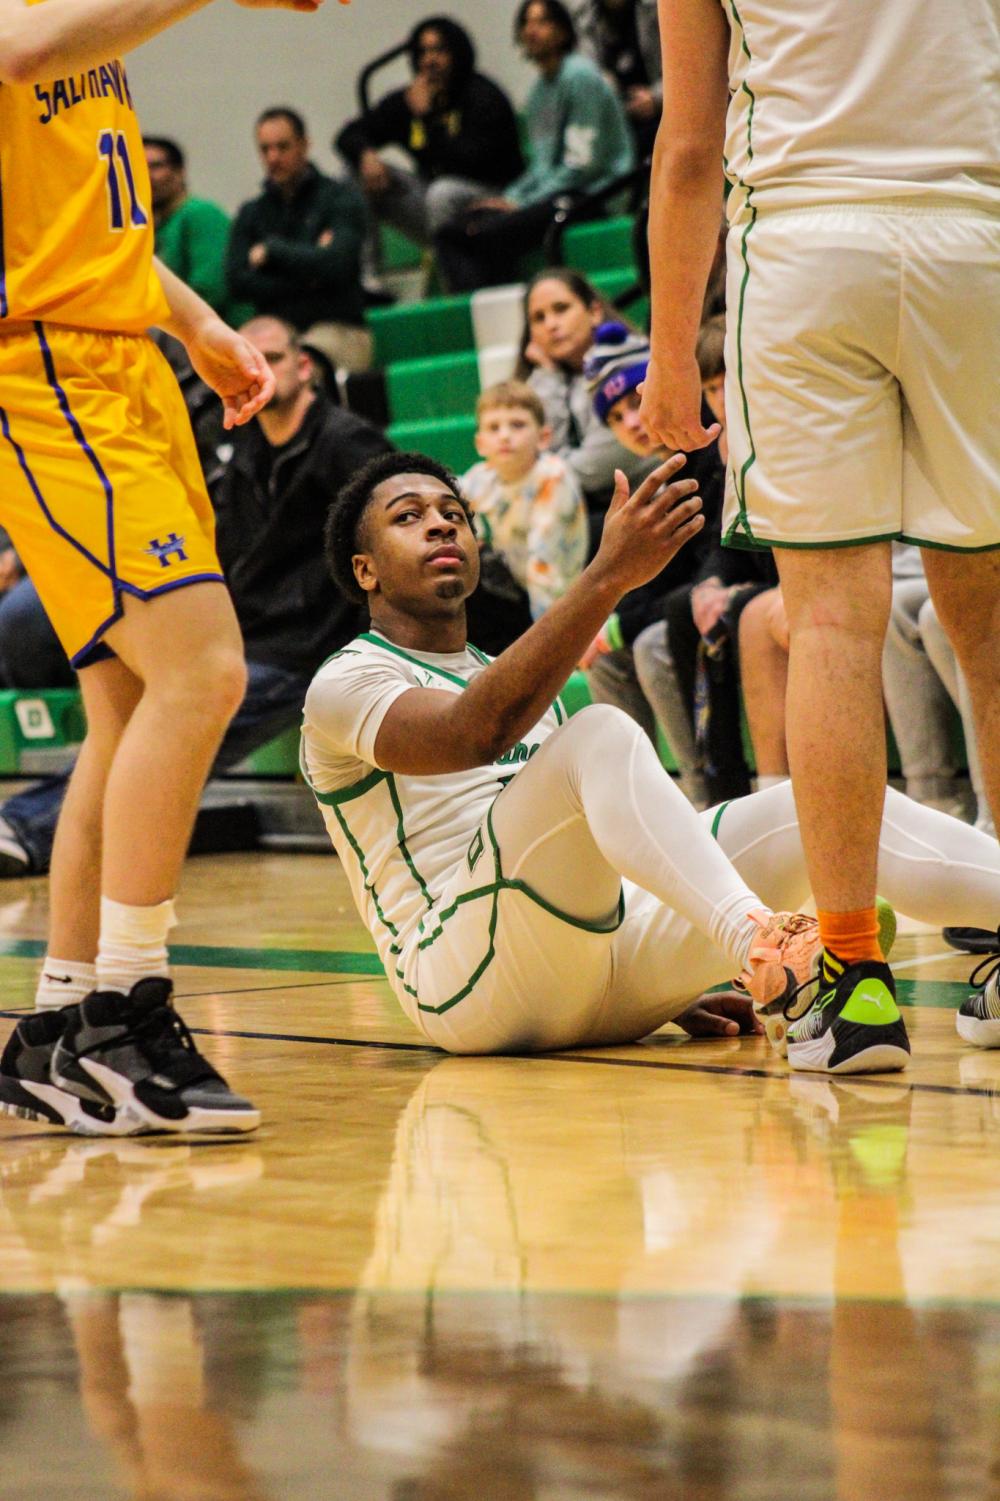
592, 455, 704, 594
638, 355, 721, 453
185, 321, 275, 430
676, 990, 764, 1038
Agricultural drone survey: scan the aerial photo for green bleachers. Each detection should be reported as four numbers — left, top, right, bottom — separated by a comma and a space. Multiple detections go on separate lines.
387, 413, 479, 472
563, 216, 635, 275
387, 351, 481, 425
0, 689, 86, 774
367, 293, 475, 367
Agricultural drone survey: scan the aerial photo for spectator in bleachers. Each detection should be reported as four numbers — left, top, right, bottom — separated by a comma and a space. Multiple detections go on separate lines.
0, 318, 391, 881
336, 17, 523, 249
694, 314, 788, 792
577, 0, 661, 158
144, 137, 250, 327
433, 0, 635, 291
461, 381, 587, 621
519, 270, 657, 530
883, 545, 991, 832
227, 108, 372, 372
577, 322, 722, 804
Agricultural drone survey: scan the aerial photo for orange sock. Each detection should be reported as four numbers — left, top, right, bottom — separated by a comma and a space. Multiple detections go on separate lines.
817, 907, 884, 966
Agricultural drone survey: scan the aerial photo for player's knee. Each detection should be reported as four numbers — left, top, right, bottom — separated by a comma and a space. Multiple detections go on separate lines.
203, 647, 247, 721
150, 644, 246, 724
565, 702, 646, 753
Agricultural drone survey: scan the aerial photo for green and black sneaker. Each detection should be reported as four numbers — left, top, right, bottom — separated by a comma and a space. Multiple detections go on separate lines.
786, 956, 910, 1075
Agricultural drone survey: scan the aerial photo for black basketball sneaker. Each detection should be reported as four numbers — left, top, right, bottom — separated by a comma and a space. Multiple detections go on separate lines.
786, 956, 910, 1075
49, 978, 260, 1134
956, 943, 1000, 1050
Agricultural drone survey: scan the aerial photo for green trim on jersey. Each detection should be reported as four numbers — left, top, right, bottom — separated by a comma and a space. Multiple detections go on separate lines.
413, 801, 625, 1016
386, 773, 435, 913
310, 766, 388, 807
330, 799, 402, 957
726, 0, 760, 548
899, 535, 1000, 554
358, 631, 470, 689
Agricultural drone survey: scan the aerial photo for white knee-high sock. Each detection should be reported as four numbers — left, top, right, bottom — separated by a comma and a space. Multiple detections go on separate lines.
711, 781, 1000, 933
96, 896, 177, 995
573, 711, 765, 970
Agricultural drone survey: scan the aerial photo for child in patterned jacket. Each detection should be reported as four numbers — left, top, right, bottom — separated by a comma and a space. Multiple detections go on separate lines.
462, 381, 588, 620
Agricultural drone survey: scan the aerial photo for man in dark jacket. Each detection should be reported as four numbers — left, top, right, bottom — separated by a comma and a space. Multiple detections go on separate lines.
0, 318, 392, 879
336, 16, 523, 245
228, 108, 372, 371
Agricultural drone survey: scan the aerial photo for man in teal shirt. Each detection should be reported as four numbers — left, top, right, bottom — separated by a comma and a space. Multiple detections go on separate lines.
144, 137, 250, 327
434, 0, 634, 290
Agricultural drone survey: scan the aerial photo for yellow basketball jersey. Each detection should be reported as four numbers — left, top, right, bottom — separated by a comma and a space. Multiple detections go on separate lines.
0, 52, 169, 332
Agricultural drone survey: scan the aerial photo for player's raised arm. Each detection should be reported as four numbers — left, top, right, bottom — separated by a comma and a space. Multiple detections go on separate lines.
639, 0, 729, 452
371, 458, 704, 776
0, 0, 323, 86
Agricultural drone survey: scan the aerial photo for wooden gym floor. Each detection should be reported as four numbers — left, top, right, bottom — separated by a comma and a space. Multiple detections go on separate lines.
1, 852, 998, 1500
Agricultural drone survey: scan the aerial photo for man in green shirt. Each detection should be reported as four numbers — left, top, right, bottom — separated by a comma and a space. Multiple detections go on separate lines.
434, 0, 635, 291
144, 137, 249, 327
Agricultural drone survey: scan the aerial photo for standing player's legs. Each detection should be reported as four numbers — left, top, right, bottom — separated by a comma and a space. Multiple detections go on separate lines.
773, 543, 893, 915
46, 657, 143, 964
0, 329, 256, 1131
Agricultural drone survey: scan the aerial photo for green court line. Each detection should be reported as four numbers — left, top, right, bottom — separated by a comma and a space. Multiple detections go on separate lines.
0, 938, 973, 1004
0, 937, 383, 977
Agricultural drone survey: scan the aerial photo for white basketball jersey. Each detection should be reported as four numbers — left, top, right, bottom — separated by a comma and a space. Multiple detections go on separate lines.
722, 0, 1000, 224
300, 631, 565, 1010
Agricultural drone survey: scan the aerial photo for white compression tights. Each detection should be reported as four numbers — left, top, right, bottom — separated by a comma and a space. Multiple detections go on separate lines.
492, 706, 766, 971
491, 709, 1000, 978
712, 780, 1000, 931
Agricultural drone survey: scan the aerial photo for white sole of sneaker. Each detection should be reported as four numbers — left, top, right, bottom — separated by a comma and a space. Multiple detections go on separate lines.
788, 1035, 910, 1075
956, 1013, 1000, 1049
0, 1077, 138, 1136
57, 1057, 261, 1134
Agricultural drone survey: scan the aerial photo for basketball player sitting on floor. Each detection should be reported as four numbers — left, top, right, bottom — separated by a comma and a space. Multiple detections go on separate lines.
301, 451, 1000, 1072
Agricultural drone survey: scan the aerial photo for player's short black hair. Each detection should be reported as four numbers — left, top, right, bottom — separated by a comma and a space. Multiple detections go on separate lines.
514, 0, 577, 52
324, 450, 473, 605
256, 106, 307, 140
143, 135, 184, 169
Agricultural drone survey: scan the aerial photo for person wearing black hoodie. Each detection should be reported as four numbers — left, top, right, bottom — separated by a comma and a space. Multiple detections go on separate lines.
335, 16, 523, 246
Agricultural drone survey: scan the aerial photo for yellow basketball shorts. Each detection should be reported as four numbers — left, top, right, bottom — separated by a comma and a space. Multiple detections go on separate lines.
0, 322, 224, 667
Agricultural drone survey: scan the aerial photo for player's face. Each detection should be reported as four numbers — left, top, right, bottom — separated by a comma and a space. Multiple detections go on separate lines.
519, 3, 566, 63
527, 280, 600, 370
257, 120, 309, 189
241, 319, 312, 408
357, 474, 480, 614
145, 148, 184, 211
702, 373, 726, 428
475, 406, 544, 481
415, 28, 453, 86
606, 389, 661, 457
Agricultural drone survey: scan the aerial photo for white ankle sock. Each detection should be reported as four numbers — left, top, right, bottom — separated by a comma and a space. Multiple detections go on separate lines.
35, 957, 96, 1013
754, 775, 789, 792
96, 897, 177, 995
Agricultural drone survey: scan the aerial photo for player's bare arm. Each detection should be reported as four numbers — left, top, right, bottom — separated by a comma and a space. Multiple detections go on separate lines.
155, 259, 275, 428
372, 457, 705, 776
0, 0, 322, 86
639, 0, 729, 452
